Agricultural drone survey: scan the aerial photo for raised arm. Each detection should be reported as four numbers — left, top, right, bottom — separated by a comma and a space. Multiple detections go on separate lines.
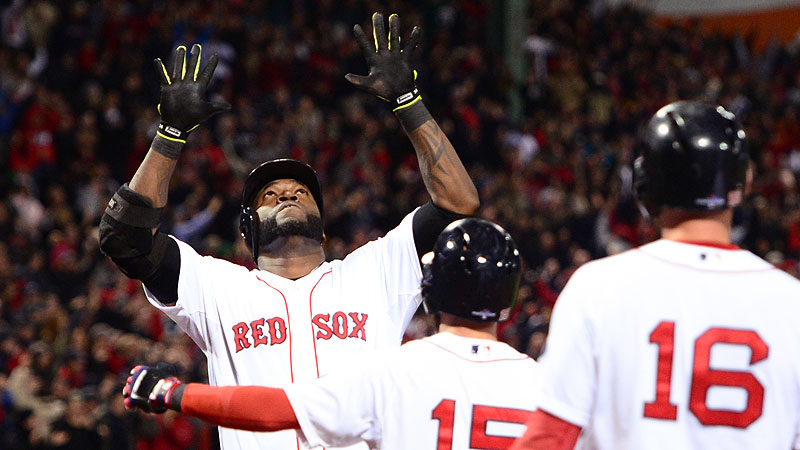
346, 13, 479, 215
131, 44, 230, 207
98, 44, 229, 303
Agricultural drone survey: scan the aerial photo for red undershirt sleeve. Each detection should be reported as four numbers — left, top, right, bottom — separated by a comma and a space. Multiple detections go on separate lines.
180, 383, 300, 432
509, 409, 582, 450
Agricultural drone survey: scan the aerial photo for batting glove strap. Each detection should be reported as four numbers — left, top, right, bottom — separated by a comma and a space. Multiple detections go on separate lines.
156, 122, 191, 144
154, 120, 201, 160
149, 377, 183, 412
391, 87, 421, 112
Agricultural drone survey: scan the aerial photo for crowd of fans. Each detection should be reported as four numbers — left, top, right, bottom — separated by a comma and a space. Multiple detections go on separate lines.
2, 0, 800, 448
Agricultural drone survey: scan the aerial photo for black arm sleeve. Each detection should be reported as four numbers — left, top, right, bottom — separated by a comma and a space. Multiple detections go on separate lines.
411, 201, 469, 258
142, 238, 180, 305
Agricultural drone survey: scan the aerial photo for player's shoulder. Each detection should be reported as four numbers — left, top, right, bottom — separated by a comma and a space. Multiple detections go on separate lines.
636, 239, 797, 275
173, 237, 254, 275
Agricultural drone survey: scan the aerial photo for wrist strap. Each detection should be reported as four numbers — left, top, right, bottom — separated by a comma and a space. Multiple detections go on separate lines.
150, 377, 183, 411
156, 122, 189, 143
392, 88, 421, 112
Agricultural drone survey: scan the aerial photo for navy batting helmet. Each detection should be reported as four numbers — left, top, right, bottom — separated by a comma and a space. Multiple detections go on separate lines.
239, 159, 324, 261
421, 218, 522, 322
634, 101, 749, 219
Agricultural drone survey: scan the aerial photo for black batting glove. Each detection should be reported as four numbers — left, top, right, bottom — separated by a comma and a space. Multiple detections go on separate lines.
154, 44, 231, 145
123, 363, 183, 413
346, 13, 422, 112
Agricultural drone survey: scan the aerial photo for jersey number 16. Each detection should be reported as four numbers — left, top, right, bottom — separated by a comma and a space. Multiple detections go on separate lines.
643, 320, 769, 428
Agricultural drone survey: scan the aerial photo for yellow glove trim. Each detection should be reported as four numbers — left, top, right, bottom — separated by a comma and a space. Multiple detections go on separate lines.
156, 130, 187, 144
193, 44, 202, 82
372, 12, 379, 51
157, 58, 171, 85
177, 45, 187, 80
388, 14, 398, 50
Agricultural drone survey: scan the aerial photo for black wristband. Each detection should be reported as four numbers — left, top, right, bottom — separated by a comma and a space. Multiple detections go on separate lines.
151, 133, 185, 160
394, 99, 432, 132
169, 383, 186, 412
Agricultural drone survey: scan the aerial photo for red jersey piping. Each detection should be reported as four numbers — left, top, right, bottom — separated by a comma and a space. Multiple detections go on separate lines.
255, 276, 294, 383
309, 270, 332, 378
670, 239, 740, 250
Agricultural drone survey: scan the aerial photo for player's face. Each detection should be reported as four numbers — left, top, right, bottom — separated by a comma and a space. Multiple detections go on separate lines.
254, 179, 320, 222
253, 179, 323, 247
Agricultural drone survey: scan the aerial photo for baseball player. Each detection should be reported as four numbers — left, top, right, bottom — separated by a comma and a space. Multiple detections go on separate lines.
123, 218, 539, 450
98, 13, 479, 449
511, 101, 800, 450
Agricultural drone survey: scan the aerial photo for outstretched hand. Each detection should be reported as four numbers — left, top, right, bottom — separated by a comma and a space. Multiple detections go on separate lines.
346, 13, 422, 111
154, 44, 231, 142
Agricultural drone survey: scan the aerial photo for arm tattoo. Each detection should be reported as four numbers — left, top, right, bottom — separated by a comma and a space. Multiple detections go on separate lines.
416, 121, 458, 191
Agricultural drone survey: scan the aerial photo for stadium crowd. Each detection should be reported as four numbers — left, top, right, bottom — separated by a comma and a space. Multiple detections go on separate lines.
1, 0, 800, 448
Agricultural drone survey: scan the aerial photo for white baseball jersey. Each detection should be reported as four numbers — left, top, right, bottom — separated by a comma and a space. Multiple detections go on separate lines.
144, 210, 423, 450
284, 331, 539, 450
536, 239, 800, 450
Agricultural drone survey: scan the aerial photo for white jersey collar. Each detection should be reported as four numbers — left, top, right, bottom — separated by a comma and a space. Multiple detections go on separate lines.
635, 239, 773, 273
421, 332, 532, 363
254, 260, 332, 288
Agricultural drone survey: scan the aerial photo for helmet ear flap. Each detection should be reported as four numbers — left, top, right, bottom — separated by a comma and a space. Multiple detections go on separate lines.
240, 207, 259, 262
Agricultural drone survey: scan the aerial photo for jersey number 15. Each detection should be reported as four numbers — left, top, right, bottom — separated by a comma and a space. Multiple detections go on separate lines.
644, 320, 769, 428
432, 399, 533, 450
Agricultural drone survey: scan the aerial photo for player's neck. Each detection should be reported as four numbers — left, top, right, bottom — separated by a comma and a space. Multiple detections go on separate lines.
438, 314, 498, 341
658, 208, 733, 245
256, 238, 326, 279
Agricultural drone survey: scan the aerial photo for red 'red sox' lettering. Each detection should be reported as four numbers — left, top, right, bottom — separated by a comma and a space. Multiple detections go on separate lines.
233, 312, 366, 352
313, 314, 333, 340
266, 317, 287, 345
233, 322, 251, 352
313, 312, 368, 341
250, 318, 268, 347
232, 316, 288, 353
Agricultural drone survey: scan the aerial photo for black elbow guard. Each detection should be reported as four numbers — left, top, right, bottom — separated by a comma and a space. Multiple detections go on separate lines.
99, 184, 170, 280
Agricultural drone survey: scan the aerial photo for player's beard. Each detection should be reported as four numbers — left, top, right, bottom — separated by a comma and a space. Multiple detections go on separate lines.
257, 212, 324, 251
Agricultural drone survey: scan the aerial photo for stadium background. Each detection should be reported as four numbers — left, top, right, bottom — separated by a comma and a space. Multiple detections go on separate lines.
2, 0, 800, 448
